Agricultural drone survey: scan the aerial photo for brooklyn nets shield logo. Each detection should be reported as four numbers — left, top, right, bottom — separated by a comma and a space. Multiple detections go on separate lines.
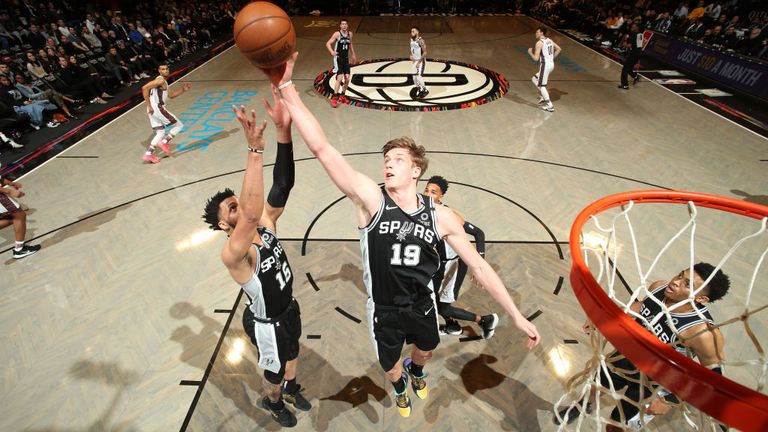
314, 58, 509, 111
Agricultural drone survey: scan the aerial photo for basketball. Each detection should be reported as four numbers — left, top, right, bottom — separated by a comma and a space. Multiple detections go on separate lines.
233, 1, 296, 69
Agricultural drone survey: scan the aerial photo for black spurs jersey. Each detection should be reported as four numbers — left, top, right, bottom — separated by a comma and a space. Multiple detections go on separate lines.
241, 227, 293, 319
636, 284, 714, 355
334, 31, 351, 59
360, 189, 441, 306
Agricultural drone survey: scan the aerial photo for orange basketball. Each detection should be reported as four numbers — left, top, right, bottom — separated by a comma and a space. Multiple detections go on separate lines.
233, 1, 295, 69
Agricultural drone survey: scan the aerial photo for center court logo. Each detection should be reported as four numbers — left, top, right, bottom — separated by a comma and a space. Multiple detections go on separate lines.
313, 58, 509, 111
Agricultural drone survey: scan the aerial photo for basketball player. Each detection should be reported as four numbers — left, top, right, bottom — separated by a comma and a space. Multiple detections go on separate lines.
0, 169, 41, 258
325, 18, 356, 108
410, 27, 428, 99
527, 27, 561, 113
262, 53, 540, 418
423, 175, 498, 338
556, 263, 730, 430
202, 89, 309, 427
141, 64, 189, 164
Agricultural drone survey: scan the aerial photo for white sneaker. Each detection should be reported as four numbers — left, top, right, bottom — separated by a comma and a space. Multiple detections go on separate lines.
46, 121, 60, 128
542, 105, 555, 112
31, 124, 41, 130
9, 140, 23, 148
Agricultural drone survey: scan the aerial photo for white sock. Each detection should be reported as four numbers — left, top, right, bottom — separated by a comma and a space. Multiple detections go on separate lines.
15, 241, 24, 250
539, 87, 551, 105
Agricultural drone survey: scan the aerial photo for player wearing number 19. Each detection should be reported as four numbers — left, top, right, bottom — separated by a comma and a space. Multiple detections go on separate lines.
264, 52, 541, 419
202, 88, 309, 428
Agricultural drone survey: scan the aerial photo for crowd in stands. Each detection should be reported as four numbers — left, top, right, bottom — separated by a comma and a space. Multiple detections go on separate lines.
0, 0, 245, 155
532, 0, 767, 60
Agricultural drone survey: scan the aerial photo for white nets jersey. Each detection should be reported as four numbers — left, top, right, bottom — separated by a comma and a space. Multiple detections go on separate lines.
148, 77, 169, 109
540, 37, 555, 65
410, 37, 424, 60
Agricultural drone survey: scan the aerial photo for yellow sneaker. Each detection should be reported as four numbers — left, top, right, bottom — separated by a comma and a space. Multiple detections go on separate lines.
395, 387, 412, 418
403, 358, 428, 400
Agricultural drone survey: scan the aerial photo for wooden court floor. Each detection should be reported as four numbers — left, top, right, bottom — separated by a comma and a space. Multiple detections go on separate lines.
1, 16, 766, 432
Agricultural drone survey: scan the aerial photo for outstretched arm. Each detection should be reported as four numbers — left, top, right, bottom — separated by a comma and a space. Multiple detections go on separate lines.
264, 53, 382, 226
221, 107, 267, 280
169, 83, 190, 99
438, 205, 540, 348
260, 86, 294, 231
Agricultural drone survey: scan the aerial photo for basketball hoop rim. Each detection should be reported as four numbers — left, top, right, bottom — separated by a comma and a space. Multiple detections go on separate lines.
570, 190, 768, 431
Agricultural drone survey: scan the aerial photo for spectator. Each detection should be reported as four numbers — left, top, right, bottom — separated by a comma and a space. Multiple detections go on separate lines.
127, 22, 144, 44
14, 73, 77, 119
115, 39, 154, 77
655, 12, 674, 32
26, 23, 48, 50
704, 2, 722, 20
0, 75, 59, 130
84, 13, 97, 33
59, 34, 90, 55
0, 63, 18, 84
80, 25, 102, 50
54, 56, 108, 104
674, 2, 690, 19
688, 1, 706, 20
25, 52, 49, 79
739, 27, 765, 57
105, 46, 139, 85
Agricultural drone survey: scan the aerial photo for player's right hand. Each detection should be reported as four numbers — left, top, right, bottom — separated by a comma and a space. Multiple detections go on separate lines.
514, 316, 541, 349
582, 321, 594, 335
147, 106, 154, 114
8, 189, 25, 198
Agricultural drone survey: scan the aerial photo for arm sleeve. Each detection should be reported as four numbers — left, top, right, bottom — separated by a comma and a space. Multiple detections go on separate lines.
266, 142, 295, 208
463, 221, 485, 256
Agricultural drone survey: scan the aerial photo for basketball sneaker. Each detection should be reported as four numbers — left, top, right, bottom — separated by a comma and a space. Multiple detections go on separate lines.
480, 313, 499, 339
330, 97, 338, 108
157, 141, 172, 156
443, 318, 463, 335
261, 396, 297, 427
542, 105, 555, 112
142, 154, 160, 164
553, 402, 592, 425
618, 85, 629, 90
633, 72, 641, 84
282, 384, 312, 411
403, 358, 428, 400
12, 244, 41, 259
419, 88, 429, 98
394, 373, 412, 418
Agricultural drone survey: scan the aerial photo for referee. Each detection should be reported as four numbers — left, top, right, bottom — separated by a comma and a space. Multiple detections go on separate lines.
619, 22, 643, 90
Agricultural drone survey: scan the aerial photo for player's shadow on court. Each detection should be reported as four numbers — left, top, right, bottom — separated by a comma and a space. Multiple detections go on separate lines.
26, 360, 139, 431
429, 351, 551, 431
313, 363, 391, 430
139, 128, 240, 159
2, 205, 132, 264
312, 262, 368, 296
731, 189, 768, 207
505, 89, 567, 107
170, 301, 275, 429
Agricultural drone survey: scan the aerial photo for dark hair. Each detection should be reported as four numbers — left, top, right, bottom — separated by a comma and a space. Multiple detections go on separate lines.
537, 26, 548, 36
202, 188, 235, 231
427, 175, 448, 195
412, 26, 420, 33
340, 18, 348, 23
693, 262, 730, 302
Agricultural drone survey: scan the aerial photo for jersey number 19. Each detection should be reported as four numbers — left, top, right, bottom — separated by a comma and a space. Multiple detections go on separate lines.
391, 244, 421, 266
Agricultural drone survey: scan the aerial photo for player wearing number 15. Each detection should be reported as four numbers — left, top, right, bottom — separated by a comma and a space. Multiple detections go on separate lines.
202, 88, 309, 428
263, 52, 541, 419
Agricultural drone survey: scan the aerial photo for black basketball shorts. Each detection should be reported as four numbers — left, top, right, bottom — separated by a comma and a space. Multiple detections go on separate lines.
243, 299, 302, 385
366, 297, 440, 372
334, 57, 350, 75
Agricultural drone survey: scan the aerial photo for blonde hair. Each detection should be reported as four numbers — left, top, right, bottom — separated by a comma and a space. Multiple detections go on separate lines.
381, 136, 428, 178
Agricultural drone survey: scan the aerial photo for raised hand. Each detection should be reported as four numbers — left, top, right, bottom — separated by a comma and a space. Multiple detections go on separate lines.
232, 105, 267, 150
263, 85, 290, 129
258, 51, 298, 87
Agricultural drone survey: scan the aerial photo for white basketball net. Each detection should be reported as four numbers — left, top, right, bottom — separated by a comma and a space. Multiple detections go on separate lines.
555, 199, 768, 431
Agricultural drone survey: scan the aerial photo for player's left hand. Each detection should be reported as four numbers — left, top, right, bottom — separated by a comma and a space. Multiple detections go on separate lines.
527, 47, 533, 55
514, 315, 541, 349
10, 181, 22, 190
182, 83, 191, 92
645, 397, 673, 416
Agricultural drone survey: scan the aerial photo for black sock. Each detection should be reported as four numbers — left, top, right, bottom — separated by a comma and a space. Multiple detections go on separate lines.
283, 378, 298, 395
269, 398, 285, 411
410, 362, 424, 377
392, 375, 406, 394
